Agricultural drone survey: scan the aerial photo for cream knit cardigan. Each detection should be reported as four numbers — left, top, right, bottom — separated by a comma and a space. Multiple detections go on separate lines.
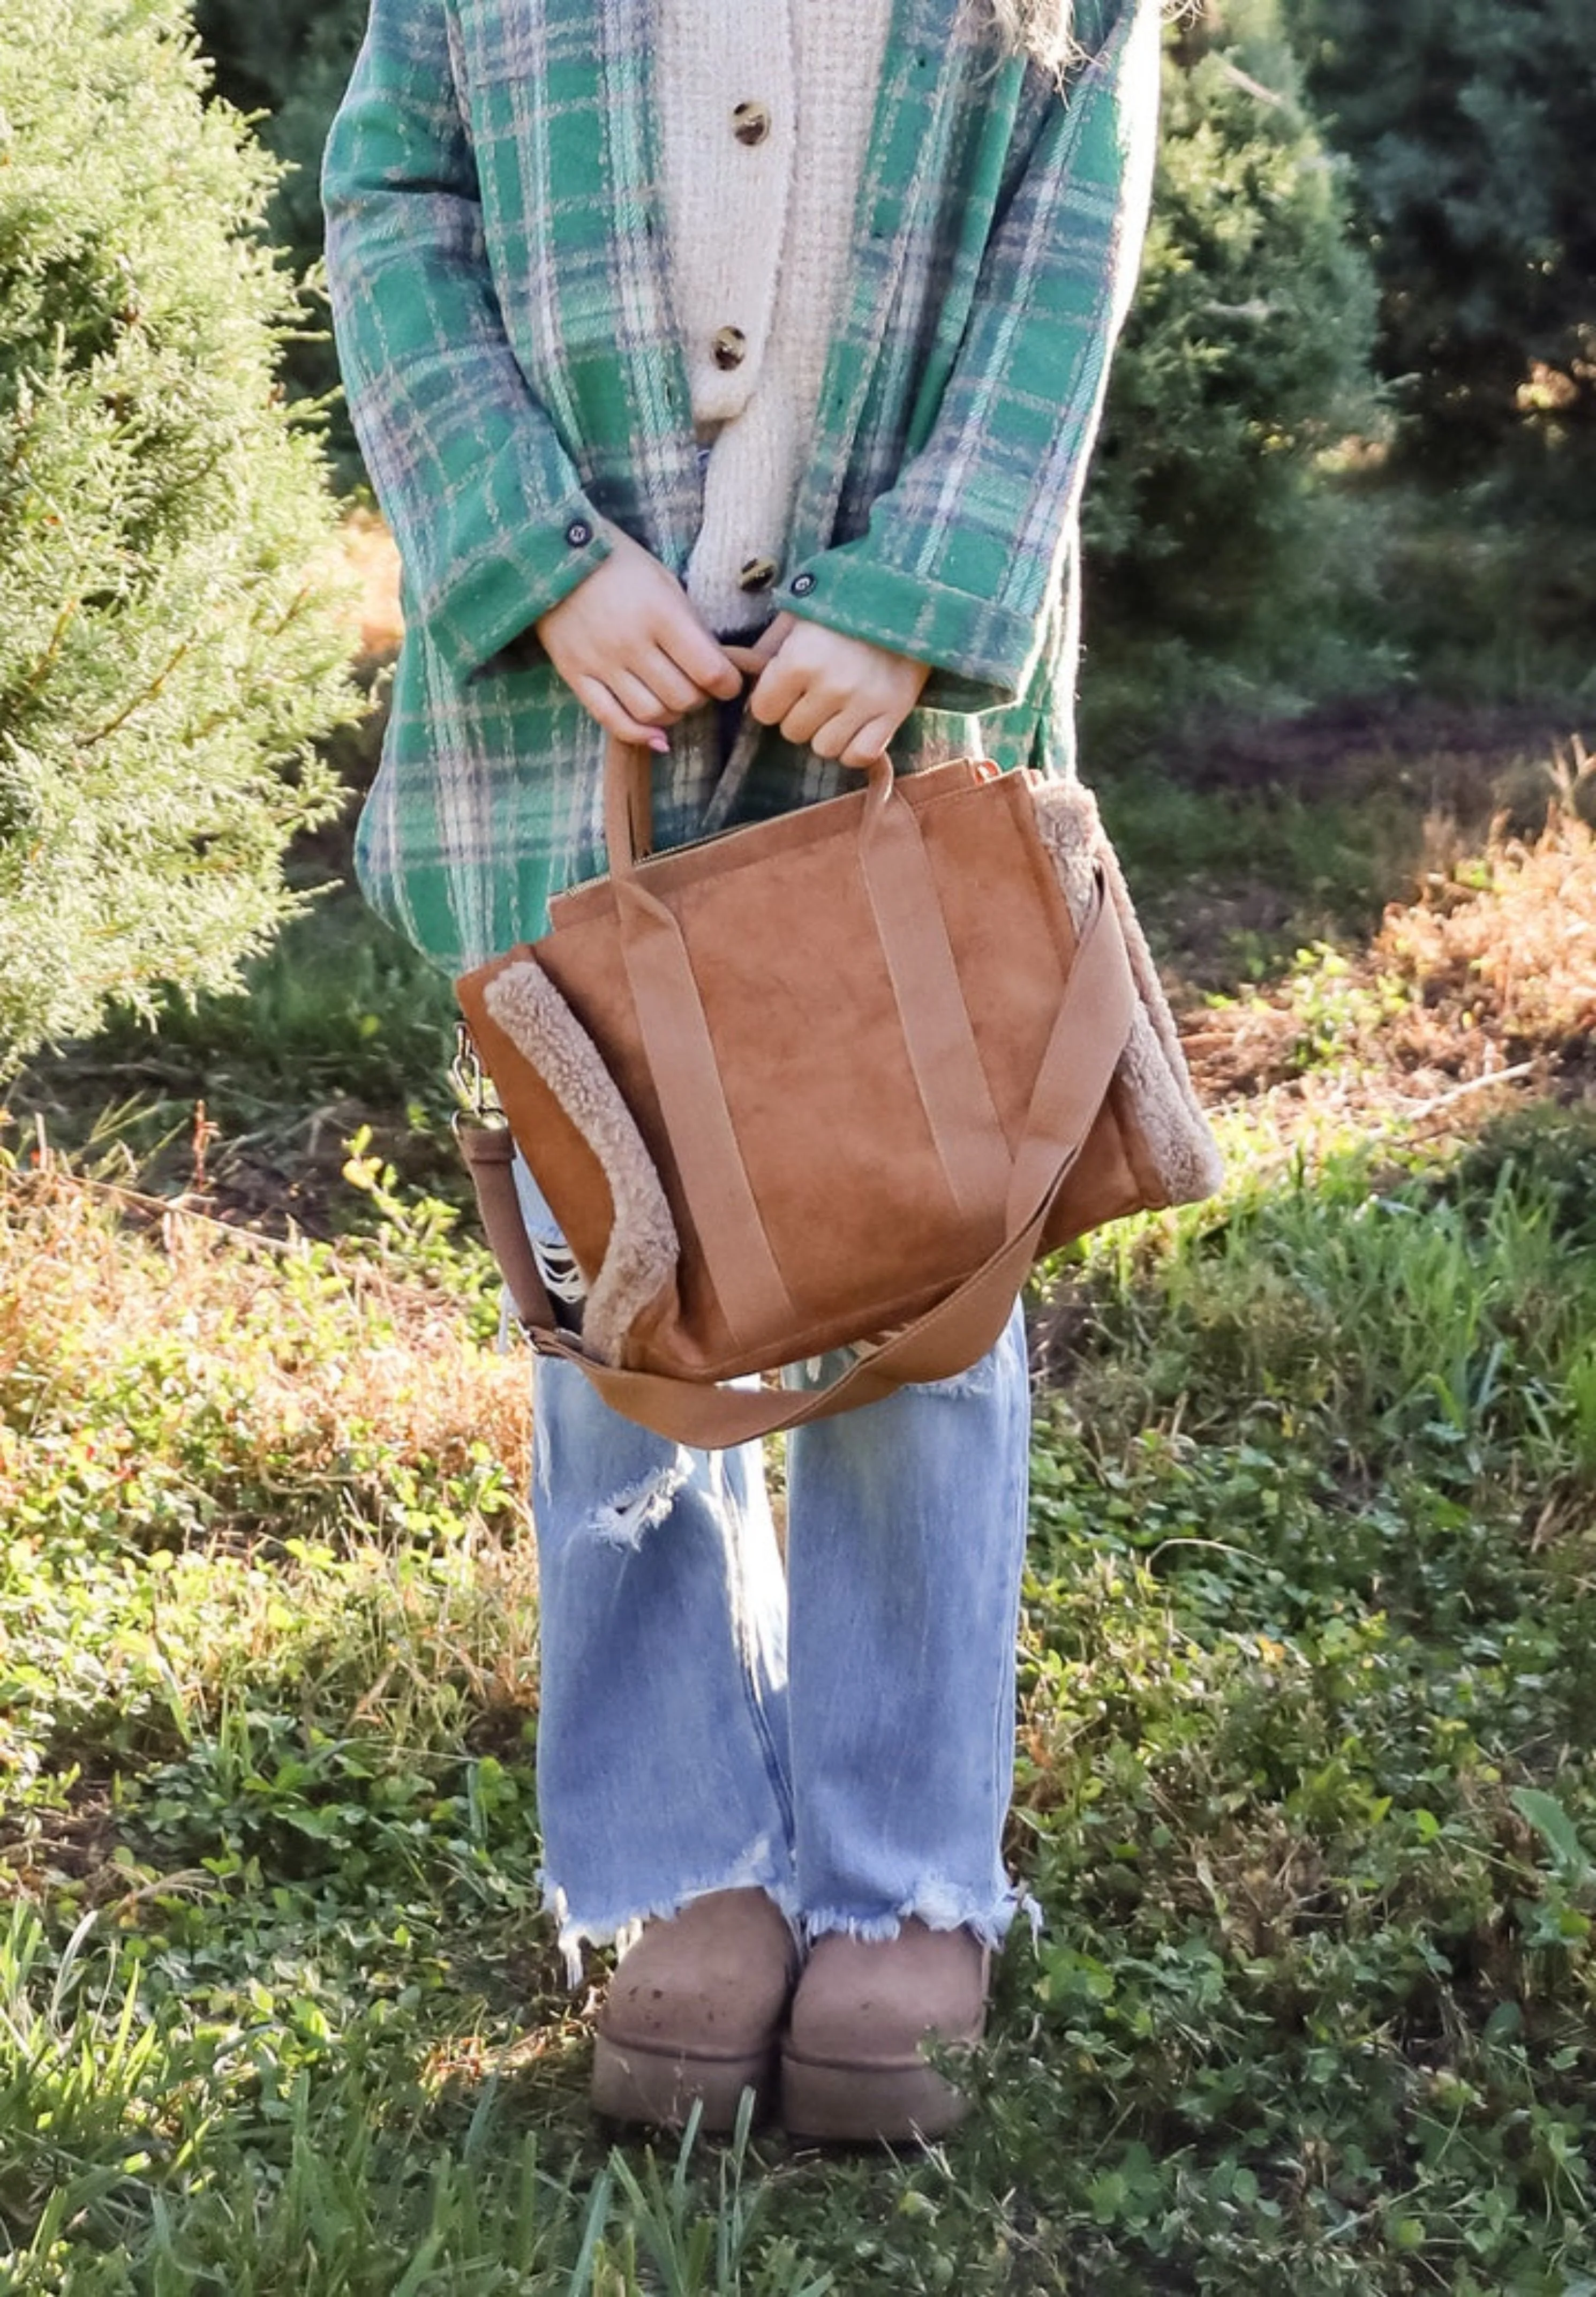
655, 0, 893, 635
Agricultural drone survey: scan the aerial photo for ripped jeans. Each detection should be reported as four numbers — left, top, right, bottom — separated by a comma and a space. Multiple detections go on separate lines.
514, 1164, 1033, 1973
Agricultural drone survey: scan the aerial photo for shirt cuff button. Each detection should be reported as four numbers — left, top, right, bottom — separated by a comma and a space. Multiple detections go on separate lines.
566, 519, 594, 547
790, 571, 817, 597
733, 101, 772, 146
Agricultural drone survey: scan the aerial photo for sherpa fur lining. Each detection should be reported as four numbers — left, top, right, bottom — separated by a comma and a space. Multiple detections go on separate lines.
1032, 780, 1224, 1207
482, 963, 680, 1367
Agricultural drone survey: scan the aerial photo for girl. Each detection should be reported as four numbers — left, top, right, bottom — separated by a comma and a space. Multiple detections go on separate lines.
322, 0, 1161, 2143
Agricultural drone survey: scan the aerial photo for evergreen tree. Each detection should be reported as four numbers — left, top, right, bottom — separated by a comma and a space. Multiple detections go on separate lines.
1083, 0, 1381, 718
0, 0, 357, 1070
1286, 0, 1596, 476
193, 0, 367, 452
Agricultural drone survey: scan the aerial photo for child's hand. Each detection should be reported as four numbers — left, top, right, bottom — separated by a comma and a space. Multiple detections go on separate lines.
744, 617, 931, 767
537, 526, 742, 752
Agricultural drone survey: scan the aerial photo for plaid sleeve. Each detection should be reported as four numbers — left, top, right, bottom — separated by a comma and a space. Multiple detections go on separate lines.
779, 0, 1160, 711
321, 0, 612, 688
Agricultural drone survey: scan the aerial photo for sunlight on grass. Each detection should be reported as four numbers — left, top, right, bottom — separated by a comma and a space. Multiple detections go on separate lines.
3, 774, 1595, 2291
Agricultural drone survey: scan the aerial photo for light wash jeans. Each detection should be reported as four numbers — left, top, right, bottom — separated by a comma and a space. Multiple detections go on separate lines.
514, 1165, 1034, 1976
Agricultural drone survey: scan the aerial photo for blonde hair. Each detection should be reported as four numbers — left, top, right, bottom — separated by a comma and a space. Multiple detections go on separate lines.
984, 0, 1078, 76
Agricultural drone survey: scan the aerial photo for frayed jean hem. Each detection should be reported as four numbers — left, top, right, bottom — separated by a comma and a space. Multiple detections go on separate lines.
544, 1851, 800, 1987
799, 1880, 1038, 1954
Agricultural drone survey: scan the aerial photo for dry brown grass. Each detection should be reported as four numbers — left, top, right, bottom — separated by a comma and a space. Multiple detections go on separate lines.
0, 1161, 543, 1765
1181, 794, 1596, 1154
0, 1163, 529, 1532
1383, 812, 1596, 1049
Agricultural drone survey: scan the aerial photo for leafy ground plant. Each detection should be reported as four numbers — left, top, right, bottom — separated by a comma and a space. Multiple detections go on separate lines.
3, 1095, 1596, 2290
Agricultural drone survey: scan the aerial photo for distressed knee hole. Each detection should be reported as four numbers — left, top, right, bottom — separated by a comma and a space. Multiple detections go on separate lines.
578, 1459, 692, 1549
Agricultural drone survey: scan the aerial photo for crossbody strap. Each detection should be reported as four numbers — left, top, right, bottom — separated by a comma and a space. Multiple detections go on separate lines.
454, 1119, 556, 1332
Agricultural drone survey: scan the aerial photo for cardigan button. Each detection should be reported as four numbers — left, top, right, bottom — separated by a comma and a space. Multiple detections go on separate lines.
739, 556, 779, 594
789, 572, 817, 598
711, 325, 748, 372
733, 101, 772, 147
565, 519, 594, 548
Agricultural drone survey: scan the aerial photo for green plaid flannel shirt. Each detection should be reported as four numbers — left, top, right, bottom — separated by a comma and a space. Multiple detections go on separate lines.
321, 0, 1160, 972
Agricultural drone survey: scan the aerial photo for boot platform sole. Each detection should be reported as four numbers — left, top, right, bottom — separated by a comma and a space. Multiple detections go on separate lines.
779, 2048, 970, 2145
591, 2031, 774, 2132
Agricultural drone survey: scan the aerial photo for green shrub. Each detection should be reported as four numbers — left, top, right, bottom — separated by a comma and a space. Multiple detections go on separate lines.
193, 0, 368, 457
1288, 0, 1596, 482
0, 0, 358, 1072
1084, 0, 1383, 738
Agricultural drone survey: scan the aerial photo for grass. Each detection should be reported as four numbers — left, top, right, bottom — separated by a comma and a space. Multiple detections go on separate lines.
3, 884, 462, 1232
3, 729, 1596, 2291
3, 1115, 1595, 2291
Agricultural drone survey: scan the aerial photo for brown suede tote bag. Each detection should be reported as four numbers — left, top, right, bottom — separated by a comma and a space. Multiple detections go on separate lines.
455, 737, 1221, 1446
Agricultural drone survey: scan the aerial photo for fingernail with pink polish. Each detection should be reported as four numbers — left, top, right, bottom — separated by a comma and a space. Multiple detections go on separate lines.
648, 732, 671, 754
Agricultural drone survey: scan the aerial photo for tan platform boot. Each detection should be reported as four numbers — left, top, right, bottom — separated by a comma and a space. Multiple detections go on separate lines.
591, 1888, 800, 2131
780, 1919, 989, 2143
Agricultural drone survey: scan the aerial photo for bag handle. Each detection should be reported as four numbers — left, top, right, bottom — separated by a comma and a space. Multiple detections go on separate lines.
598, 737, 1015, 1356
468, 859, 1137, 1445
604, 737, 802, 1350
